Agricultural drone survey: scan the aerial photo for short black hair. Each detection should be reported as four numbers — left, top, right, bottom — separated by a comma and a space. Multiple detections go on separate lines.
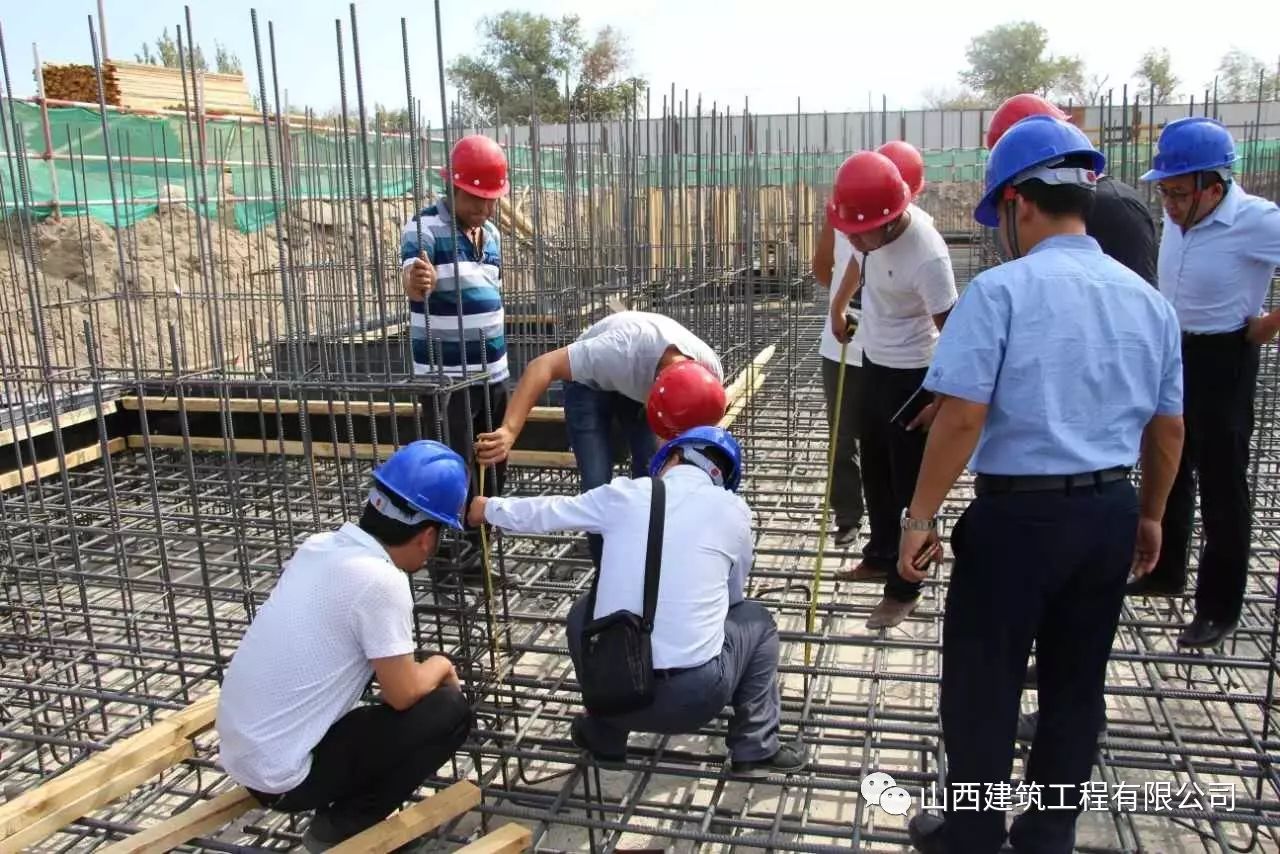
358, 494, 440, 546
1013, 153, 1097, 221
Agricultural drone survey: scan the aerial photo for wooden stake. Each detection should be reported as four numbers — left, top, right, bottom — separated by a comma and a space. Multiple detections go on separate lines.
99, 787, 256, 854
326, 781, 481, 854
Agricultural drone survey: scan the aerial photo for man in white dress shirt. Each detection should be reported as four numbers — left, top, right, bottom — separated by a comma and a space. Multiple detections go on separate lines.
468, 426, 805, 778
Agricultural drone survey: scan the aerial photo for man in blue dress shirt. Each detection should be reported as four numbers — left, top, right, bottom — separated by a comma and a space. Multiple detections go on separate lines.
1133, 117, 1280, 649
898, 116, 1185, 854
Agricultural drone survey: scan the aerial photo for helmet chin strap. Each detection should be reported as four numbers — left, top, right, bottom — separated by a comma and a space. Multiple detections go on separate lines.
680, 446, 726, 488
1002, 194, 1022, 261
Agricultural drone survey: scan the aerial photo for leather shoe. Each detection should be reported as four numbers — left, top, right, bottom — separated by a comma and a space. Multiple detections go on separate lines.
907, 812, 946, 854
1016, 710, 1107, 745
867, 596, 918, 629
835, 559, 888, 582
1177, 616, 1237, 649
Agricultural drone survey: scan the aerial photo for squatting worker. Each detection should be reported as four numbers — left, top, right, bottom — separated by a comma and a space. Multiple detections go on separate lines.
468, 427, 806, 778
986, 94, 1158, 286
400, 134, 510, 564
1134, 117, 1280, 649
474, 310, 726, 568
217, 441, 475, 852
825, 148, 958, 630
898, 115, 1183, 854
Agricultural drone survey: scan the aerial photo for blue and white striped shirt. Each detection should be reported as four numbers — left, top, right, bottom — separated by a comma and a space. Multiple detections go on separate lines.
399, 200, 507, 383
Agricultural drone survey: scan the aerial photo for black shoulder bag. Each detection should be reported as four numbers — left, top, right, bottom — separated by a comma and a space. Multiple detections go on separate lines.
577, 477, 666, 716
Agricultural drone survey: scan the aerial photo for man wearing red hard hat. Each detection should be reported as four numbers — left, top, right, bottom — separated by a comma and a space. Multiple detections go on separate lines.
985, 94, 1157, 285
399, 134, 511, 566
826, 147, 958, 630
475, 310, 725, 569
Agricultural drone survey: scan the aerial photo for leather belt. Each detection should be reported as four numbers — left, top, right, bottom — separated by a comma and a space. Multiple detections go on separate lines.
974, 466, 1131, 496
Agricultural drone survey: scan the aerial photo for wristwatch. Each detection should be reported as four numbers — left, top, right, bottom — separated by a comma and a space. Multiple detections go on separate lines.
900, 507, 937, 532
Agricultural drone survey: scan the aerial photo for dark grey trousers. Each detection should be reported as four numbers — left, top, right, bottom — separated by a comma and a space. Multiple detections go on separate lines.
566, 596, 782, 762
821, 356, 865, 528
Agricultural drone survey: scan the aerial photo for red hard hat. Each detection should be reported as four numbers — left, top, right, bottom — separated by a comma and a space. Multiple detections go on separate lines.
986, 94, 1070, 150
441, 134, 508, 199
646, 361, 727, 440
877, 140, 926, 198
825, 151, 911, 235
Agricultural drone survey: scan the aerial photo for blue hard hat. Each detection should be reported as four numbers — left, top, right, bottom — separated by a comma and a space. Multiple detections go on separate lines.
1140, 117, 1236, 182
974, 114, 1106, 227
370, 440, 468, 529
649, 426, 743, 492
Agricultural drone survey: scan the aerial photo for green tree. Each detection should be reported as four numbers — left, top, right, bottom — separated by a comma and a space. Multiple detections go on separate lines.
1135, 48, 1179, 105
958, 21, 1083, 103
1214, 48, 1279, 101
134, 29, 242, 75
448, 11, 642, 124
921, 86, 990, 109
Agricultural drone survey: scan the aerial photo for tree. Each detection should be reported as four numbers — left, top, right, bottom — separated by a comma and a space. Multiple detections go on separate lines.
1135, 48, 1179, 104
1214, 48, 1279, 102
958, 21, 1083, 103
134, 29, 242, 75
448, 11, 642, 124
1067, 72, 1111, 106
921, 86, 989, 110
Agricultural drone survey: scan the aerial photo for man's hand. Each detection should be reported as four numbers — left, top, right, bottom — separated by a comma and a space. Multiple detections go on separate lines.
1247, 310, 1280, 345
403, 251, 436, 301
830, 310, 855, 343
906, 400, 941, 432
897, 527, 942, 584
467, 496, 489, 529
1130, 517, 1163, 578
475, 426, 515, 466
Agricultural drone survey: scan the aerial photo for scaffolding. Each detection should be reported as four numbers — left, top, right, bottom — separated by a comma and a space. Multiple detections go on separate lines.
1, 4, 1280, 853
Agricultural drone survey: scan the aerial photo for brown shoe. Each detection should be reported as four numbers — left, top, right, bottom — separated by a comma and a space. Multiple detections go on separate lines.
867, 596, 918, 629
834, 560, 889, 582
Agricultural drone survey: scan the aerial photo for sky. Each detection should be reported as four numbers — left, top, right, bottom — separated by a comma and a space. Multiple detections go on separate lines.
5, 0, 1280, 117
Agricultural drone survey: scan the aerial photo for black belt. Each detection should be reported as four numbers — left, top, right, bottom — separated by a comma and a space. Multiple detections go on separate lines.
974, 466, 1131, 496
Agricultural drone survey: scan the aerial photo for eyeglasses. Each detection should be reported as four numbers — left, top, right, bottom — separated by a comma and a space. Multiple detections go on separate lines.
1154, 185, 1195, 202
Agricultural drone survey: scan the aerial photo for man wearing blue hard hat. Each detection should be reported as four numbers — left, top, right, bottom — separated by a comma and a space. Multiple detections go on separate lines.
468, 426, 806, 778
217, 440, 474, 851
898, 115, 1184, 854
1133, 117, 1280, 649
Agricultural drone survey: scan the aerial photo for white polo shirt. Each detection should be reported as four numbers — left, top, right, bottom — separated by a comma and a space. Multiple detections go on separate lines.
483, 465, 753, 669
566, 311, 724, 403
216, 522, 416, 794
855, 206, 957, 369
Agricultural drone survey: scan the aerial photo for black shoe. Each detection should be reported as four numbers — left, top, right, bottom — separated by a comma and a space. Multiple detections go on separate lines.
907, 812, 947, 854
1177, 616, 1237, 649
570, 715, 627, 768
301, 813, 349, 853
1016, 710, 1107, 745
730, 743, 808, 779
833, 522, 861, 549
1125, 576, 1183, 597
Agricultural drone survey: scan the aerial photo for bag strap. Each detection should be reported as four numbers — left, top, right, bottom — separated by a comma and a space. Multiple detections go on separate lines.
640, 477, 666, 632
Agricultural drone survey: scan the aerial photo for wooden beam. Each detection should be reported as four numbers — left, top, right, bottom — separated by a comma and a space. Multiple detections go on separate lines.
719, 371, 767, 432
99, 787, 255, 854
0, 404, 106, 447
456, 823, 532, 854
0, 437, 127, 493
327, 781, 481, 854
119, 396, 563, 423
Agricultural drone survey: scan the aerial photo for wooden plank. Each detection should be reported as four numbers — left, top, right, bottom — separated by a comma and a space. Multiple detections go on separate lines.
456, 823, 532, 854
720, 371, 767, 431
327, 781, 481, 854
0, 692, 218, 845
0, 741, 195, 854
119, 396, 564, 423
0, 404, 106, 447
0, 437, 126, 493
99, 787, 255, 854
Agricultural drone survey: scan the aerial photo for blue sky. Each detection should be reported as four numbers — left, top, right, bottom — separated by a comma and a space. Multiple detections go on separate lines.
5, 1, 1279, 117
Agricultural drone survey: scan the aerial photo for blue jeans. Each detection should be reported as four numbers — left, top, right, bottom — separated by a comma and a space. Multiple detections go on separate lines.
562, 381, 658, 567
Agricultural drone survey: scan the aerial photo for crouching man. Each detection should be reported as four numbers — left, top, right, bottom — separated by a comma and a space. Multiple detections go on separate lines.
216, 441, 475, 851
468, 426, 805, 778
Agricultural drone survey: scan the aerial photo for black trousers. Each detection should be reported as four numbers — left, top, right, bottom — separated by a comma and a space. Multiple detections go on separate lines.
821, 357, 865, 528
857, 357, 928, 601
252, 687, 472, 839
421, 380, 509, 528
1150, 329, 1258, 622
941, 479, 1137, 854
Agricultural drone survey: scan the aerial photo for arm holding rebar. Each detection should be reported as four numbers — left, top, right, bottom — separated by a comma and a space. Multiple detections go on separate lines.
473, 478, 617, 534
400, 224, 437, 301
475, 348, 573, 465
828, 255, 861, 343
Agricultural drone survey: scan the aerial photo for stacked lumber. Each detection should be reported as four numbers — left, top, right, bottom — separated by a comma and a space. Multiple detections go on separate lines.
41, 63, 120, 104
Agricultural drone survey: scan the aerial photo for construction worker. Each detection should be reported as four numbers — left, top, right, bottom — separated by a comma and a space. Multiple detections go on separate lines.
216, 441, 474, 852
474, 310, 726, 568
900, 115, 1184, 854
1135, 117, 1280, 648
468, 426, 806, 778
986, 94, 1158, 286
400, 134, 510, 562
825, 149, 958, 629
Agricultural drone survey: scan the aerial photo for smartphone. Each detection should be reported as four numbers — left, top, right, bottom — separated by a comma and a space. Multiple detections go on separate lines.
891, 385, 935, 430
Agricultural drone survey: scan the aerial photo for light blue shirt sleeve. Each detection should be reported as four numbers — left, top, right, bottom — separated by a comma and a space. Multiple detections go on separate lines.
922, 272, 1010, 405
1156, 308, 1185, 417
1248, 202, 1280, 267
484, 481, 626, 535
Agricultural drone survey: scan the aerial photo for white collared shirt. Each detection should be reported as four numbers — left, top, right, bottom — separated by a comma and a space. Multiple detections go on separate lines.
484, 466, 753, 669
1156, 182, 1280, 333
216, 522, 415, 794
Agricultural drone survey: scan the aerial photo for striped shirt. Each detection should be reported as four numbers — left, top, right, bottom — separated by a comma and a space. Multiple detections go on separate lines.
399, 201, 507, 383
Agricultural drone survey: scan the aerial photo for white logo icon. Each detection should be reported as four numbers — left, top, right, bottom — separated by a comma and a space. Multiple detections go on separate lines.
861, 771, 912, 816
